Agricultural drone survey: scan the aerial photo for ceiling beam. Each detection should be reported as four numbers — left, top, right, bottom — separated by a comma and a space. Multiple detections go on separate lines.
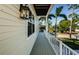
34, 4, 50, 6
28, 4, 37, 16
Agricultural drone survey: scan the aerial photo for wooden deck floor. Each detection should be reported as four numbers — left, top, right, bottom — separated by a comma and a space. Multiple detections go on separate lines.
30, 32, 55, 55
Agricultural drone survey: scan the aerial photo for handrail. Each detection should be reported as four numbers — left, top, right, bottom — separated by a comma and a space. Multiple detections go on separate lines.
44, 31, 79, 55
62, 42, 78, 55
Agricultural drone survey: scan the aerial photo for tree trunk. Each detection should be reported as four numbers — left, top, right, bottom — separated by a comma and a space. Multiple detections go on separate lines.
55, 17, 57, 37
69, 25, 72, 39
69, 8, 74, 39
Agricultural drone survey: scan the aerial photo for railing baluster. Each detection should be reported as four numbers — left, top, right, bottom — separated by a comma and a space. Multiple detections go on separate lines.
69, 50, 70, 55
67, 48, 69, 55
44, 31, 79, 55
59, 41, 62, 55
65, 47, 67, 55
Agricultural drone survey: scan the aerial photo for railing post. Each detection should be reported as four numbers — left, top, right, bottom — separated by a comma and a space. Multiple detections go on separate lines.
59, 41, 62, 55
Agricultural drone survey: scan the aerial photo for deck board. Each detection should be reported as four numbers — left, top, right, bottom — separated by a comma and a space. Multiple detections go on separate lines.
30, 32, 55, 55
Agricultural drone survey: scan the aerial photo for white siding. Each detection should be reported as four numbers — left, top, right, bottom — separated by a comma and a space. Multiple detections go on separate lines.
0, 4, 38, 55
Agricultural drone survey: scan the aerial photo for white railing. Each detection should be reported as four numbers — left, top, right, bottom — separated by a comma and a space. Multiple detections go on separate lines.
44, 31, 79, 55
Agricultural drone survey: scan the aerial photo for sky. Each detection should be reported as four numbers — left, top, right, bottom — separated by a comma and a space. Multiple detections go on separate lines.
50, 4, 79, 26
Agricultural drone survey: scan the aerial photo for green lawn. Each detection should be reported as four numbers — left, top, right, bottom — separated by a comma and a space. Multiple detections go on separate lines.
62, 38, 79, 50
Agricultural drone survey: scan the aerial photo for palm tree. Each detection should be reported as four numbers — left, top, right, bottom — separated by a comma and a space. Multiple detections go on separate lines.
48, 6, 67, 37
68, 4, 79, 39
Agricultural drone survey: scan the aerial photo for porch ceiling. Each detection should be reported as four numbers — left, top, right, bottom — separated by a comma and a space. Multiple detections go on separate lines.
34, 4, 50, 16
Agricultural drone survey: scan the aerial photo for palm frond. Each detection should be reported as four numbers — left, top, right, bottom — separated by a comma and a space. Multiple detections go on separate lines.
48, 14, 56, 20
59, 14, 67, 20
48, 16, 52, 20
68, 13, 73, 18
68, 4, 79, 10
56, 6, 63, 16
69, 13, 79, 19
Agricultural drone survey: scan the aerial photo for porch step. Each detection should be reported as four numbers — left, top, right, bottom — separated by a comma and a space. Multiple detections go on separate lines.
30, 32, 55, 55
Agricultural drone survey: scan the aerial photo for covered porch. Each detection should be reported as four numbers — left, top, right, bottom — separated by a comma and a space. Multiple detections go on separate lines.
0, 4, 78, 55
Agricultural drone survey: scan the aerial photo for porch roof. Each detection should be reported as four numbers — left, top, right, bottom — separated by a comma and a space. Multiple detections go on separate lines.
33, 4, 50, 16
28, 4, 53, 17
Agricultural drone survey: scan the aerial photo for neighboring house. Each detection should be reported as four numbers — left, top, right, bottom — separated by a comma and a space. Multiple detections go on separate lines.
75, 21, 79, 33
75, 28, 79, 32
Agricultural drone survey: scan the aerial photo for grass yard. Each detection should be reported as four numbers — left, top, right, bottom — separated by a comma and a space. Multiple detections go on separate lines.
62, 38, 79, 50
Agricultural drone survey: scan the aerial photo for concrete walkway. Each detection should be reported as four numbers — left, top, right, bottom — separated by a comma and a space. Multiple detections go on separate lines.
30, 32, 55, 55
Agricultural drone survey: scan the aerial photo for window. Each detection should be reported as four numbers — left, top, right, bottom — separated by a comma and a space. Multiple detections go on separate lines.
28, 22, 35, 37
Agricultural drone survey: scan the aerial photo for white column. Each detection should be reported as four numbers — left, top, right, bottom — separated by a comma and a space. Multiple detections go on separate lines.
46, 16, 48, 32
35, 16, 37, 32
35, 16, 39, 32
25, 20, 28, 39
35, 16, 36, 32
